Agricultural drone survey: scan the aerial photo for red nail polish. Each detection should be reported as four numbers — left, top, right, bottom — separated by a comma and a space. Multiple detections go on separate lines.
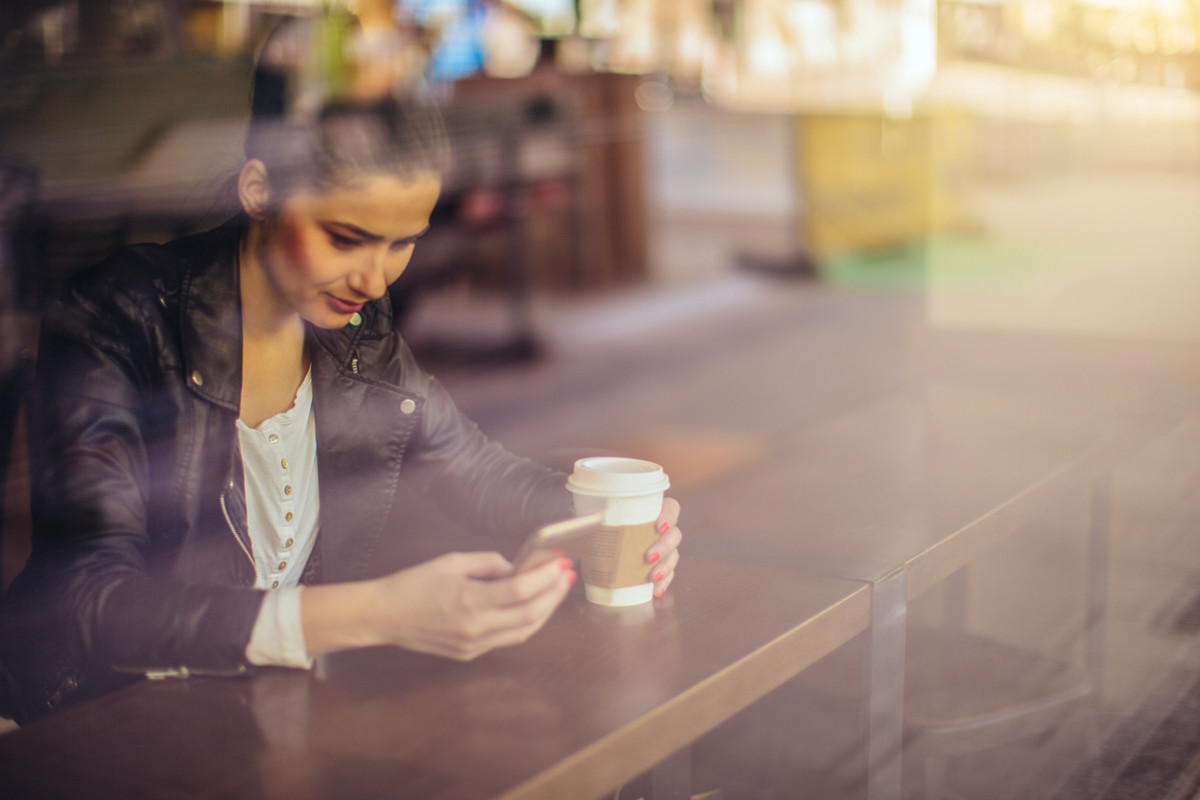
647, 552, 660, 564
658, 522, 670, 535
566, 570, 577, 586
652, 571, 664, 582
559, 558, 573, 571
655, 585, 666, 597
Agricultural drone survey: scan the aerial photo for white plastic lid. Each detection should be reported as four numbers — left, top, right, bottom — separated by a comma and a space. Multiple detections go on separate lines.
566, 457, 670, 498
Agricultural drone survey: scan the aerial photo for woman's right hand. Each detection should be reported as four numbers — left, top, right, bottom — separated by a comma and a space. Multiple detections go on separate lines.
302, 552, 576, 662
369, 552, 576, 661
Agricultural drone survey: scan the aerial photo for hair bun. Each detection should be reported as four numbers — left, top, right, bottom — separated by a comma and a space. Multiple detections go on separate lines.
242, 11, 448, 202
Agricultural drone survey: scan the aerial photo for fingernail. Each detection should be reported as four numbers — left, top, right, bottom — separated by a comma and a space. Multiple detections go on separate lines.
658, 522, 670, 535
566, 570, 577, 586
652, 571, 664, 582
559, 558, 573, 571
655, 585, 666, 598
647, 552, 660, 564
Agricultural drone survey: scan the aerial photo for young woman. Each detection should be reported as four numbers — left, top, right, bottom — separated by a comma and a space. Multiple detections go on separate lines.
0, 27, 682, 723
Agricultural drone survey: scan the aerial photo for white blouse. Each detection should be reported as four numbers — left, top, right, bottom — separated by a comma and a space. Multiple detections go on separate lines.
239, 369, 319, 669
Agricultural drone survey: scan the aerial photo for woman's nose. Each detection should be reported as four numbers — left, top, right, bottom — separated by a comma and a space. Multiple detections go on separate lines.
348, 251, 388, 299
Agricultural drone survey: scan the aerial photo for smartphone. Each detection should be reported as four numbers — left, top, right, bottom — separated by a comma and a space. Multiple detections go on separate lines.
509, 513, 603, 574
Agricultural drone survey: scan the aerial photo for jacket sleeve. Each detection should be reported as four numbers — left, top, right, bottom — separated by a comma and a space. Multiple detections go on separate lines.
0, 275, 263, 723
400, 355, 572, 551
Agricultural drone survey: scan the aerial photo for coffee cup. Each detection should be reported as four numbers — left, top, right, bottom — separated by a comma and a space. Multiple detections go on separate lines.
566, 457, 670, 606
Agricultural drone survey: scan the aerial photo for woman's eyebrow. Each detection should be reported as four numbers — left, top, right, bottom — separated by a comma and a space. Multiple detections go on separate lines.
322, 222, 431, 243
322, 221, 383, 241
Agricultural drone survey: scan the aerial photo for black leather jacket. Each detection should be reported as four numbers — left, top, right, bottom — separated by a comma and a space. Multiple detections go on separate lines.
0, 217, 570, 722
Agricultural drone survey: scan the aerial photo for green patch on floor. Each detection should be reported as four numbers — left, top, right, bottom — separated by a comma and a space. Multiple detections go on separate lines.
819, 233, 1101, 291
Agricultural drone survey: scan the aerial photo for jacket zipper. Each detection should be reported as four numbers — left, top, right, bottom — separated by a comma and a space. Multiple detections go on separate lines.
220, 491, 259, 586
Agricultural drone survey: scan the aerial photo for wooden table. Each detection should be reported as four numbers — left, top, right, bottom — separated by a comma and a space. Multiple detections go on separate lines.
1, 370, 1191, 800
0, 557, 869, 800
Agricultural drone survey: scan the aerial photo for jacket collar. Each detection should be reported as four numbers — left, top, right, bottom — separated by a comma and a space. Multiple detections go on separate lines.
178, 215, 395, 412
179, 217, 245, 412
309, 288, 394, 374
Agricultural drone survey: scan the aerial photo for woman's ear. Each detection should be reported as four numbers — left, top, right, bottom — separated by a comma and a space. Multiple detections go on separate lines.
238, 159, 272, 219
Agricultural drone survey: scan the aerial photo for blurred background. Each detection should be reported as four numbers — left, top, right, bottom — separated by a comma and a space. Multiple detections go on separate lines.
3, 2, 1200, 799
3, 0, 1199, 356
4, 0, 1200, 334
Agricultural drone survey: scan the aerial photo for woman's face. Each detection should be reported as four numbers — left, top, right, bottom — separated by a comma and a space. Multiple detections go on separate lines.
257, 173, 441, 329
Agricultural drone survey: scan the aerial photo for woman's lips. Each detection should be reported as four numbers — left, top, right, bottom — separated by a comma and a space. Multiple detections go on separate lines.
326, 294, 364, 315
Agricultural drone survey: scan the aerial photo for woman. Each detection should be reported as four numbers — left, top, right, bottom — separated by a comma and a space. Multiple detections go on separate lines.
0, 21, 681, 723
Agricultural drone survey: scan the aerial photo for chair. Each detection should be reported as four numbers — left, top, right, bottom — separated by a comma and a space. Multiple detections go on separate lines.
0, 351, 33, 592
903, 622, 1093, 798
782, 477, 1109, 800
0, 161, 38, 593
902, 478, 1110, 799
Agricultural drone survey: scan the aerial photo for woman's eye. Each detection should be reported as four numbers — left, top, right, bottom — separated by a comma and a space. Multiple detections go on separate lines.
329, 233, 362, 250
389, 240, 415, 253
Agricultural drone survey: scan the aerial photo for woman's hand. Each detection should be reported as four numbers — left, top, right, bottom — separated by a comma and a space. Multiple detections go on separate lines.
645, 497, 682, 598
301, 552, 576, 661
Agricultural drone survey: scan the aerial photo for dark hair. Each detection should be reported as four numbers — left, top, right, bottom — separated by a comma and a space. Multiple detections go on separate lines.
243, 18, 449, 206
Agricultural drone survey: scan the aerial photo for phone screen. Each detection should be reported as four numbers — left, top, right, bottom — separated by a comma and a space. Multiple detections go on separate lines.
510, 513, 603, 573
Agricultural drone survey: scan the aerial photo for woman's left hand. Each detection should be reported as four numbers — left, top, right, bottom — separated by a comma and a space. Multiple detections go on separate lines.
645, 497, 682, 599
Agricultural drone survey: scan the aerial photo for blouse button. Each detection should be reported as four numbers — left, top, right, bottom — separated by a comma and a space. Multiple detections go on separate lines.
285, 512, 294, 523
281, 458, 289, 469
400, 398, 416, 415
271, 580, 279, 589
268, 433, 279, 444
284, 485, 292, 496
278, 561, 287, 570
285, 537, 294, 548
